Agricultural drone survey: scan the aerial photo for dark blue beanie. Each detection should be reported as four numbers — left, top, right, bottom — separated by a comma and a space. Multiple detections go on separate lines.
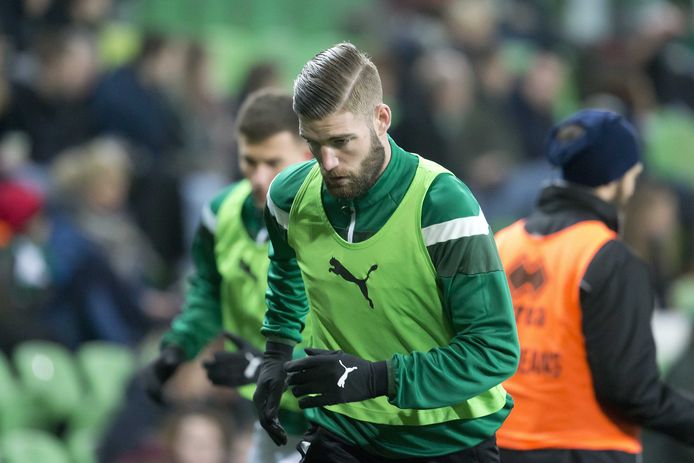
545, 109, 641, 187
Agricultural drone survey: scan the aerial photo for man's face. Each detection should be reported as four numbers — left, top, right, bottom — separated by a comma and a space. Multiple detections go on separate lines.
615, 162, 644, 209
299, 110, 386, 199
238, 131, 309, 209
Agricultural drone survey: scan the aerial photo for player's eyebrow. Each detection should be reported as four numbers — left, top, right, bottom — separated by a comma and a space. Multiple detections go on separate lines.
300, 133, 355, 143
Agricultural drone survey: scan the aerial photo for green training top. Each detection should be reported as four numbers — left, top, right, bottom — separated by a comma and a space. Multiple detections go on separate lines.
161, 180, 305, 431
264, 136, 520, 458
288, 159, 507, 426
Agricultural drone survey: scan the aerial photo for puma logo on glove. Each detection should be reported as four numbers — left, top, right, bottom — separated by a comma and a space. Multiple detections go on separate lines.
244, 352, 262, 379
285, 348, 389, 409
203, 332, 263, 388
337, 360, 358, 388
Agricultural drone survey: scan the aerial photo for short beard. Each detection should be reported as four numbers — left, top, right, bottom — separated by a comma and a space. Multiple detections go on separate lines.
324, 129, 385, 199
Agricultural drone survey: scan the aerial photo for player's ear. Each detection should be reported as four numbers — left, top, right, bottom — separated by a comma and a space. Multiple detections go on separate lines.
374, 104, 391, 137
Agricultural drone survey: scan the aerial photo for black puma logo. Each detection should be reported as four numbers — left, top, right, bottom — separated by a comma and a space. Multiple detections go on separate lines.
239, 259, 257, 283
328, 257, 378, 309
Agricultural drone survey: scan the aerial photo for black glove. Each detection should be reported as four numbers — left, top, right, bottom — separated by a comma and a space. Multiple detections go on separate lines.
252, 341, 293, 446
142, 345, 185, 404
203, 332, 263, 387
285, 348, 388, 409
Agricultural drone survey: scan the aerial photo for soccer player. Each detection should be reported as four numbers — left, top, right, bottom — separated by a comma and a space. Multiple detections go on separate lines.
143, 89, 311, 462
252, 42, 519, 462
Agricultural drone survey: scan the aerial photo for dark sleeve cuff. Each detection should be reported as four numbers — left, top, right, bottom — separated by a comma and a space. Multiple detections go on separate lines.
160, 344, 186, 366
371, 360, 389, 398
265, 340, 294, 361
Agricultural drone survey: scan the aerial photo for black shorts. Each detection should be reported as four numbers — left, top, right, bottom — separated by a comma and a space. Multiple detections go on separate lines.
298, 424, 501, 462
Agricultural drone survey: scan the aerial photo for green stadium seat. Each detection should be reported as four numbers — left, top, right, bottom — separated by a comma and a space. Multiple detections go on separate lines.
0, 429, 71, 463
66, 427, 98, 463
71, 342, 136, 432
13, 341, 83, 427
0, 351, 35, 431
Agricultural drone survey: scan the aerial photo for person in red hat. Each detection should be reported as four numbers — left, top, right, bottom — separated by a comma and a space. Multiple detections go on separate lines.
0, 180, 45, 236
0, 178, 149, 348
0, 180, 50, 351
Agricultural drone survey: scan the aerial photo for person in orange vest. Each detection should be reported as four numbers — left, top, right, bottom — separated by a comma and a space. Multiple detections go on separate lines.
495, 109, 694, 463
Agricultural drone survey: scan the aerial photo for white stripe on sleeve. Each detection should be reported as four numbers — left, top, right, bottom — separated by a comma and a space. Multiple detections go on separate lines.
421, 210, 489, 246
266, 191, 289, 230
201, 204, 217, 233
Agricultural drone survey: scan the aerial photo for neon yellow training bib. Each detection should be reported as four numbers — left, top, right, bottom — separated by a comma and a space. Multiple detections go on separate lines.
287, 158, 506, 425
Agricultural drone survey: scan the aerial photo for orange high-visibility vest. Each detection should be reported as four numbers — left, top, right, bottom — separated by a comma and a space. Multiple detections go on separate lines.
495, 219, 641, 453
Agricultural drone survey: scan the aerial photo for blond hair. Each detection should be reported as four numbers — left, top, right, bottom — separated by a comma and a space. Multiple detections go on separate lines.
293, 42, 382, 120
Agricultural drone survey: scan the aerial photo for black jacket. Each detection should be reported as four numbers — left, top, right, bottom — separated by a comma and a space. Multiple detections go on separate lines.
523, 184, 694, 446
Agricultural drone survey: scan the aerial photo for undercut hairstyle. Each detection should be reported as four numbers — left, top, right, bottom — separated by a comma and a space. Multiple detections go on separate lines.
235, 88, 300, 143
293, 42, 383, 120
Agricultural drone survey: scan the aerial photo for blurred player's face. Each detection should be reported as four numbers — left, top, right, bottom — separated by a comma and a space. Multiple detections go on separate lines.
238, 131, 310, 209
300, 108, 390, 199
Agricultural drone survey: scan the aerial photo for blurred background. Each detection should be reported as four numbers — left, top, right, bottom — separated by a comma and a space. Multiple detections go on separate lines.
0, 0, 693, 462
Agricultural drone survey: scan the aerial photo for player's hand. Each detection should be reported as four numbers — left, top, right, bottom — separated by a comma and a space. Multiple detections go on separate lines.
252, 341, 293, 446
285, 348, 388, 409
203, 332, 263, 387
142, 345, 185, 404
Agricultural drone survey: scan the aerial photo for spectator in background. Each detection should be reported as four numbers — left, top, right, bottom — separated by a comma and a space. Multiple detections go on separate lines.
508, 50, 565, 161
92, 33, 185, 161
234, 61, 282, 113
632, 2, 694, 110
51, 138, 167, 286
180, 43, 236, 176
475, 47, 514, 109
0, 177, 151, 350
68, 0, 114, 29
43, 209, 151, 348
392, 47, 521, 193
445, 0, 499, 59
0, 27, 99, 164
0, 178, 151, 349
178, 44, 236, 247
51, 138, 178, 323
574, 45, 655, 123
0, 180, 53, 351
0, 0, 71, 51
623, 180, 681, 306
163, 405, 234, 463
92, 33, 188, 273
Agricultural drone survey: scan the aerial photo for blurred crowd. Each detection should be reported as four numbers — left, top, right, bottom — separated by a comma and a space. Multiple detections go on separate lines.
1, 0, 694, 462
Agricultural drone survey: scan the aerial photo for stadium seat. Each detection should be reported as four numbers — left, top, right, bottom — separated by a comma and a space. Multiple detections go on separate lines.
13, 341, 83, 427
0, 350, 35, 431
66, 427, 98, 463
71, 341, 136, 431
0, 428, 71, 463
